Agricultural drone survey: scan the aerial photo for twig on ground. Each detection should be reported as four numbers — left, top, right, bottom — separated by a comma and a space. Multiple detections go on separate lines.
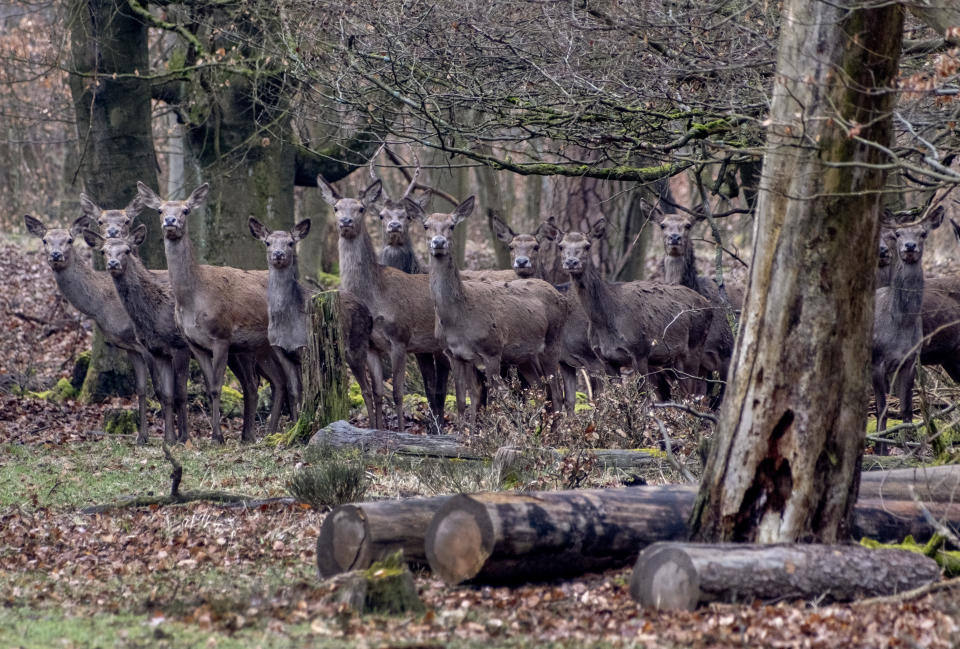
652, 401, 718, 424
855, 576, 960, 607
653, 415, 696, 484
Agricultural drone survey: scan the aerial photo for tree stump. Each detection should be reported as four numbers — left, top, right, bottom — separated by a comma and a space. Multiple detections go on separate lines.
317, 496, 452, 578
630, 542, 941, 610
294, 291, 350, 441
310, 420, 481, 459
326, 554, 425, 615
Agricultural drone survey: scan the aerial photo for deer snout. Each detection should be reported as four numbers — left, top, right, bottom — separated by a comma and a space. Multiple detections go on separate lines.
338, 216, 354, 229
107, 259, 121, 271
386, 220, 404, 233
430, 235, 449, 253
562, 257, 581, 271
903, 241, 917, 252
49, 250, 64, 262
513, 256, 531, 269
163, 216, 178, 228
667, 234, 683, 246
106, 226, 122, 238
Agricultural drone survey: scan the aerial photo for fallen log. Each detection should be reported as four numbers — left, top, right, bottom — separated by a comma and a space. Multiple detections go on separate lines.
629, 542, 941, 610
309, 420, 482, 460
858, 464, 960, 503
424, 486, 960, 584
316, 495, 452, 578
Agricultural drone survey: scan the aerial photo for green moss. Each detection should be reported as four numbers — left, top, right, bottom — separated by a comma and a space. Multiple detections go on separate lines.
348, 381, 365, 409
220, 385, 243, 418
861, 534, 960, 577
103, 408, 138, 435
70, 351, 90, 391
50, 378, 77, 402
314, 271, 340, 290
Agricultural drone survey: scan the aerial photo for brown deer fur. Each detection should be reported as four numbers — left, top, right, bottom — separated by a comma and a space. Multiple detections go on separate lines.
871, 208, 942, 443
658, 212, 741, 406
559, 220, 713, 400
408, 196, 568, 428
23, 214, 152, 443
137, 181, 292, 444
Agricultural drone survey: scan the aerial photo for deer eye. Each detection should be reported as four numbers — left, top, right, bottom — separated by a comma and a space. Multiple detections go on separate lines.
359, 207, 365, 213
42, 239, 47, 245
533, 245, 540, 252
98, 219, 104, 225
584, 243, 591, 251
684, 223, 692, 230
921, 232, 928, 238
182, 208, 190, 215
288, 241, 294, 247
67, 238, 73, 244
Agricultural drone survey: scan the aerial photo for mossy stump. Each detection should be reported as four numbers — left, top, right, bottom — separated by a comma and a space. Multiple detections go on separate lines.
279, 291, 349, 445
103, 408, 138, 435
79, 333, 135, 403
328, 554, 425, 616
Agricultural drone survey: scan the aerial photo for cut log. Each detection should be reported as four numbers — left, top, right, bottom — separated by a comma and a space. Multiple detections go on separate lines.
858, 464, 960, 503
310, 420, 482, 460
300, 292, 351, 433
317, 495, 452, 578
424, 486, 960, 584
630, 542, 941, 610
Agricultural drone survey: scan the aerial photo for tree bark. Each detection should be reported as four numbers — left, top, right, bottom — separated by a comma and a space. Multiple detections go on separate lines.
858, 464, 960, 503
66, 0, 162, 401
424, 486, 960, 585
630, 542, 941, 611
316, 496, 453, 578
690, 1, 906, 543
299, 292, 350, 433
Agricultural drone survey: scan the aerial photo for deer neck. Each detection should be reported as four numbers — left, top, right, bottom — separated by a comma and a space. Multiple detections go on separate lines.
891, 259, 924, 324
570, 262, 616, 331
53, 257, 112, 320
380, 235, 422, 275
428, 253, 467, 327
339, 225, 382, 306
111, 254, 171, 337
163, 230, 202, 308
268, 258, 303, 315
663, 246, 698, 290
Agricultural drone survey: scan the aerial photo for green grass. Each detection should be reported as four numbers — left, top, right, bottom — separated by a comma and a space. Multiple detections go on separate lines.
0, 439, 302, 509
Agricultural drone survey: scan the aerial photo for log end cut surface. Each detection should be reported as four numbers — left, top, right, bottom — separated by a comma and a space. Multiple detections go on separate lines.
317, 506, 368, 578
426, 496, 495, 584
631, 544, 700, 611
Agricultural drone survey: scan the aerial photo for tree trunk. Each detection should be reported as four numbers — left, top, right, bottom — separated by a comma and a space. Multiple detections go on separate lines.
317, 496, 453, 578
858, 464, 960, 503
630, 542, 940, 611
67, 0, 161, 401
298, 292, 351, 433
424, 486, 960, 585
690, 2, 906, 543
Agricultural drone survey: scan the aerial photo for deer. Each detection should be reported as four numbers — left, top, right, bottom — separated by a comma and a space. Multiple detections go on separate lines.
871, 207, 943, 448
321, 174, 454, 433
369, 157, 427, 275
137, 181, 294, 444
658, 211, 742, 407
918, 218, 960, 384
875, 228, 894, 289
491, 213, 616, 412
558, 220, 713, 400
83, 225, 191, 444
23, 214, 152, 443
407, 195, 569, 428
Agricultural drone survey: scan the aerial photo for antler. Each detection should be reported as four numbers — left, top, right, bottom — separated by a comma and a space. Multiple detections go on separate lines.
369, 143, 386, 183
400, 150, 421, 201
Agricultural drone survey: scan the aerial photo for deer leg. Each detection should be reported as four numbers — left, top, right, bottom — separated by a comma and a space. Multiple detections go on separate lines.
231, 352, 262, 444
560, 362, 578, 414
272, 345, 302, 417
253, 349, 288, 434
207, 342, 230, 444
127, 350, 150, 445
415, 352, 440, 431
366, 350, 386, 430
449, 356, 470, 424
389, 345, 408, 431
155, 356, 177, 445
432, 353, 450, 433
872, 367, 890, 455
896, 360, 916, 429
172, 349, 191, 443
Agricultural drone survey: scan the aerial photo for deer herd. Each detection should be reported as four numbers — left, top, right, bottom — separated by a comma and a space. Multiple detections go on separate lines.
19, 162, 960, 453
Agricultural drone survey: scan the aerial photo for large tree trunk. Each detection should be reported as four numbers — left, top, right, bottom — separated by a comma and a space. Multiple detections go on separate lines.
67, 0, 161, 401
690, 2, 906, 543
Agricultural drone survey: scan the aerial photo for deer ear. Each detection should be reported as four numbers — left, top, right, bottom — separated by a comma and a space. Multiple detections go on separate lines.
489, 211, 514, 243
927, 205, 944, 231
23, 214, 46, 238
82, 228, 103, 249
452, 196, 475, 225
130, 224, 148, 247
413, 188, 432, 213
317, 175, 341, 206
590, 218, 607, 241
137, 181, 163, 209
534, 220, 559, 243
125, 193, 145, 217
293, 219, 311, 241
186, 183, 209, 210
361, 179, 382, 206
79, 193, 101, 220
70, 215, 89, 237
248, 217, 269, 241
403, 197, 427, 224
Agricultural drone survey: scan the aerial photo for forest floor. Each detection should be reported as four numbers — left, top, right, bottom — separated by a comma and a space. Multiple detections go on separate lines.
2, 238, 960, 649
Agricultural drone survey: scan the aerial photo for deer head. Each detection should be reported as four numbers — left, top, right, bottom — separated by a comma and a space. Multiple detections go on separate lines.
248, 217, 311, 269
559, 220, 607, 276
137, 182, 210, 241
79, 193, 145, 239
658, 213, 695, 257
23, 214, 87, 271
405, 195, 475, 258
491, 212, 560, 278
83, 225, 148, 276
318, 175, 382, 240
887, 206, 944, 266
